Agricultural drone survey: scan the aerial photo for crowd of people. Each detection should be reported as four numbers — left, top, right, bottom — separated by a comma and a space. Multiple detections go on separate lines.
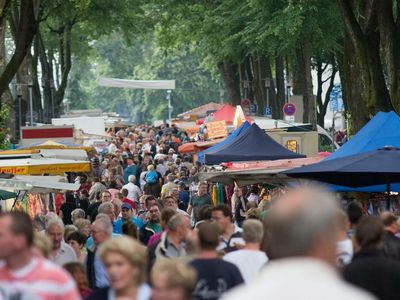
0, 124, 399, 300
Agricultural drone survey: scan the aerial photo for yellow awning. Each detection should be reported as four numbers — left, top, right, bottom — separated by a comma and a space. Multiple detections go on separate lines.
0, 158, 90, 175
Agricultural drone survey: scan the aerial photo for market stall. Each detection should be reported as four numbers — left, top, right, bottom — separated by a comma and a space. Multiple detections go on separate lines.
200, 156, 324, 186
204, 123, 306, 165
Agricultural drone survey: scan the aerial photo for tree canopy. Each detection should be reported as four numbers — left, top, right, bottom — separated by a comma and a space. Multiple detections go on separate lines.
1, 0, 400, 135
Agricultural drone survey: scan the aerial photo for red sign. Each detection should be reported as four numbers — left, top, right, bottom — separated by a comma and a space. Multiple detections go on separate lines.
283, 103, 296, 116
241, 98, 251, 109
21, 127, 74, 139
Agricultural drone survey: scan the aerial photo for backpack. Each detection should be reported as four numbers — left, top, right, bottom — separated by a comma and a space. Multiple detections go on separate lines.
146, 170, 158, 184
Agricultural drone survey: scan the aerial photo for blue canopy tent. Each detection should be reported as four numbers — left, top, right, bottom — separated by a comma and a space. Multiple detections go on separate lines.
326, 111, 400, 191
197, 121, 251, 164
204, 123, 306, 165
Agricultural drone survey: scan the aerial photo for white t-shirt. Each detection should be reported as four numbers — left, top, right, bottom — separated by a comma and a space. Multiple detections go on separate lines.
336, 238, 353, 267
223, 249, 268, 283
222, 258, 375, 300
50, 242, 77, 267
122, 182, 142, 201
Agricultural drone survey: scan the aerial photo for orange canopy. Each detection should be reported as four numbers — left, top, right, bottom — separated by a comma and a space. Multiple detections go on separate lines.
178, 139, 225, 154
196, 104, 253, 125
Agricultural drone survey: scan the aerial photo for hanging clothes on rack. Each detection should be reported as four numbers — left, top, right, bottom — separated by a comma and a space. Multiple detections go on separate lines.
217, 183, 225, 205
211, 184, 218, 207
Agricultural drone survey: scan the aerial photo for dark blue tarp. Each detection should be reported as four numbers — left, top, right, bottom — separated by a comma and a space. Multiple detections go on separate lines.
285, 147, 400, 188
326, 111, 400, 161
197, 121, 251, 164
325, 111, 400, 192
204, 123, 306, 165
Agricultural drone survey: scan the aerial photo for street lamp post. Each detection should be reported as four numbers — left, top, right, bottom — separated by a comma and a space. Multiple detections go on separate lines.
166, 90, 172, 125
219, 89, 224, 104
265, 77, 271, 116
16, 84, 22, 130
50, 81, 55, 118
286, 78, 291, 104
28, 80, 33, 126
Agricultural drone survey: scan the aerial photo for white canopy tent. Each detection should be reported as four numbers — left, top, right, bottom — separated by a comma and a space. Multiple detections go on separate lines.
99, 77, 176, 124
0, 175, 80, 193
99, 78, 176, 90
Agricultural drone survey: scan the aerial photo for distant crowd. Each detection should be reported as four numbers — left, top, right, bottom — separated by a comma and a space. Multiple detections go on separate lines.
0, 124, 399, 300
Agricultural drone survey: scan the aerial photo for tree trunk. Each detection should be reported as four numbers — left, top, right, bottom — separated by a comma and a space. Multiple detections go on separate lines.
0, 0, 39, 98
336, 0, 393, 115
36, 32, 53, 122
54, 25, 72, 117
296, 39, 316, 129
0, 10, 14, 135
315, 56, 337, 128
243, 55, 254, 102
377, 0, 400, 110
274, 54, 285, 119
250, 52, 267, 115
337, 34, 369, 135
31, 34, 43, 122
16, 62, 29, 127
292, 53, 305, 96
218, 59, 241, 105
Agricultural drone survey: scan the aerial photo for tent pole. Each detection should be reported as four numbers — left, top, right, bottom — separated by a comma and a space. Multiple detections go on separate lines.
386, 179, 391, 211
11, 191, 21, 210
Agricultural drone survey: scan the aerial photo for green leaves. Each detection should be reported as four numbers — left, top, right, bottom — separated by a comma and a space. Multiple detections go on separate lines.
68, 32, 221, 123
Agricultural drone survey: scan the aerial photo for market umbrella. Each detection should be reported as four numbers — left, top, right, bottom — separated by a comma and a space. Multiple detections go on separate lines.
18, 140, 95, 152
0, 189, 17, 200
284, 146, 400, 199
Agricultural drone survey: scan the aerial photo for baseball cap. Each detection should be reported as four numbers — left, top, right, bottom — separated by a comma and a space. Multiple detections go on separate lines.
121, 203, 132, 210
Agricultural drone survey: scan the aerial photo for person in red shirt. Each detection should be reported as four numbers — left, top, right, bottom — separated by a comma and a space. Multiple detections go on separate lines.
0, 211, 80, 300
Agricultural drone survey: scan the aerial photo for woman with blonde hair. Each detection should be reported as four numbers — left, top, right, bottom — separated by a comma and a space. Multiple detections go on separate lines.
32, 232, 52, 258
151, 259, 197, 300
86, 236, 150, 300
73, 218, 91, 238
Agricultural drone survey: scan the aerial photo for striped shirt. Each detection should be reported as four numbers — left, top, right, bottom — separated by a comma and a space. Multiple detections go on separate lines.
0, 257, 80, 300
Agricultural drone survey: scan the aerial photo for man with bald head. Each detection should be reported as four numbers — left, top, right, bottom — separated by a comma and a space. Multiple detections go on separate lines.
223, 185, 375, 300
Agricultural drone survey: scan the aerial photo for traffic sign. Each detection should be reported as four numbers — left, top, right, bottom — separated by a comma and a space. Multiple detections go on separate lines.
241, 98, 251, 109
285, 115, 295, 122
283, 103, 296, 116
265, 106, 272, 117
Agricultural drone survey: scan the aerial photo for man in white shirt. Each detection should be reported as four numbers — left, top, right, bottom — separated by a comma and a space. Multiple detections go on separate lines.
45, 218, 77, 266
223, 219, 268, 283
164, 195, 190, 217
156, 159, 168, 177
211, 204, 244, 253
122, 175, 142, 202
222, 186, 375, 300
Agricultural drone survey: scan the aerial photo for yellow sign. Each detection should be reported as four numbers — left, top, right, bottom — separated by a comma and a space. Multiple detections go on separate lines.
0, 163, 90, 175
207, 120, 228, 139
286, 140, 298, 153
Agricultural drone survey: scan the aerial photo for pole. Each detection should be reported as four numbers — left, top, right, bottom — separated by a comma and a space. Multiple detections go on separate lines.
28, 84, 33, 126
18, 95, 22, 129
386, 179, 391, 211
50, 82, 55, 118
167, 90, 172, 125
219, 89, 224, 104
331, 114, 335, 152
168, 96, 171, 125
265, 77, 270, 116
16, 84, 22, 129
